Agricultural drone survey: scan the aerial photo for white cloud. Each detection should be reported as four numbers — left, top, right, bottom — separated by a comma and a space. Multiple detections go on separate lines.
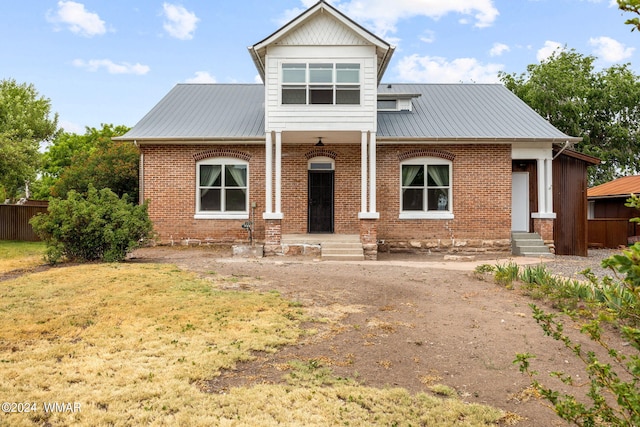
73, 59, 150, 75
59, 120, 84, 134
396, 54, 503, 83
162, 3, 199, 40
489, 42, 510, 57
537, 40, 564, 62
185, 71, 216, 83
335, 0, 499, 36
589, 36, 635, 62
283, 0, 498, 37
420, 30, 436, 44
47, 1, 106, 37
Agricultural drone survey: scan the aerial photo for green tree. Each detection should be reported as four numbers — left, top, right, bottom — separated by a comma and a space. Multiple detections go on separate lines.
0, 79, 58, 199
499, 49, 640, 185
36, 124, 138, 201
618, 0, 640, 31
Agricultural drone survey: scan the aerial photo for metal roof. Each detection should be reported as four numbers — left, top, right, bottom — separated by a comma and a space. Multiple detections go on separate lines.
118, 84, 266, 140
587, 175, 640, 198
377, 84, 578, 142
117, 83, 578, 143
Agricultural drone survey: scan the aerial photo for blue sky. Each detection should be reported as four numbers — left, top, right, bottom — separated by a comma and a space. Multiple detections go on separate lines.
0, 0, 637, 134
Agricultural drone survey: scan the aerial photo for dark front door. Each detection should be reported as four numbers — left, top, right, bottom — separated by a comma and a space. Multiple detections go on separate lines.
308, 171, 334, 233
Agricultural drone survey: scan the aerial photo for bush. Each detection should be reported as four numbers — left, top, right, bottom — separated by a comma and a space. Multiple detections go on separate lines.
512, 249, 640, 426
30, 186, 153, 263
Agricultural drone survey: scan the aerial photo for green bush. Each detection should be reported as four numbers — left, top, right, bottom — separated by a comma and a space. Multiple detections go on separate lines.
30, 186, 153, 263
512, 248, 640, 426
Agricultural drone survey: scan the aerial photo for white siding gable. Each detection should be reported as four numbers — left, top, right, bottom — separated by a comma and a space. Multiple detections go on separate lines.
264, 12, 379, 134
277, 13, 369, 47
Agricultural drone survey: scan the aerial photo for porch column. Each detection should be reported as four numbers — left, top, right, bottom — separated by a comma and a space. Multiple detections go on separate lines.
368, 131, 378, 216
264, 132, 273, 215
360, 131, 368, 214
545, 158, 553, 214
532, 156, 555, 245
275, 131, 282, 215
536, 158, 545, 215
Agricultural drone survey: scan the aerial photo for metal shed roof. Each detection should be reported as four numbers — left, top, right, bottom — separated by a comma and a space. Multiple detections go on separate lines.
587, 175, 640, 198
117, 83, 578, 143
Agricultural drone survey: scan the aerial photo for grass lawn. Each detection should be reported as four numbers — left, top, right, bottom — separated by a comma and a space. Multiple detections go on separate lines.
0, 260, 509, 426
0, 241, 46, 273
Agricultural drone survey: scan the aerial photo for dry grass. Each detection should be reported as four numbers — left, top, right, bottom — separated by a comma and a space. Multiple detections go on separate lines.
0, 260, 509, 426
0, 241, 46, 273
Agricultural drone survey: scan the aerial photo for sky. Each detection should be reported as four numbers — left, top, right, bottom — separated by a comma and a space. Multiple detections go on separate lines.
0, 0, 638, 134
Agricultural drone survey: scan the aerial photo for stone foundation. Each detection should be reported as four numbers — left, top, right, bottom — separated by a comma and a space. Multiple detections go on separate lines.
378, 238, 512, 255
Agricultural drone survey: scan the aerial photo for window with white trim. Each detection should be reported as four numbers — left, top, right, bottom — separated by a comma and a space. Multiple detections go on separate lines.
195, 158, 248, 218
400, 158, 453, 219
282, 63, 360, 105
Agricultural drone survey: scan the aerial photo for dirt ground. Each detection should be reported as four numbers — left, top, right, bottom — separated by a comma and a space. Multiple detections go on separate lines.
131, 246, 629, 426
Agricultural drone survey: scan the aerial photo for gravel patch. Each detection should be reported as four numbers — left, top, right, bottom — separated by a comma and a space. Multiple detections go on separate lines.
544, 248, 624, 281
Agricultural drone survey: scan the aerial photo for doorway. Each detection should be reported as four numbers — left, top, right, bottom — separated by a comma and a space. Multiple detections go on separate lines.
308, 170, 334, 233
511, 172, 530, 232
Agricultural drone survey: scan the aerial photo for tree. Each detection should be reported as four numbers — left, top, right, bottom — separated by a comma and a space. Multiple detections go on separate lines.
618, 0, 640, 31
36, 124, 138, 201
499, 49, 640, 185
0, 79, 58, 199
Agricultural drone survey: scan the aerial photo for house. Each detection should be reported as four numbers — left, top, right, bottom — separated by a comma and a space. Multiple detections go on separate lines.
587, 175, 640, 248
115, 0, 594, 259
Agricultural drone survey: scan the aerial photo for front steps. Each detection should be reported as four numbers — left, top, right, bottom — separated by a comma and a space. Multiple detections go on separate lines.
511, 232, 554, 257
282, 234, 364, 261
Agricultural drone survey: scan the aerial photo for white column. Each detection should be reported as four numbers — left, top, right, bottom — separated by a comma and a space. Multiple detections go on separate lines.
545, 158, 553, 214
264, 132, 273, 215
368, 132, 377, 215
275, 131, 282, 215
536, 158, 545, 214
360, 131, 368, 214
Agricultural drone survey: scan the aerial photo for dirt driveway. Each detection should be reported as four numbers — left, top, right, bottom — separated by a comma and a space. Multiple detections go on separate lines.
132, 246, 620, 426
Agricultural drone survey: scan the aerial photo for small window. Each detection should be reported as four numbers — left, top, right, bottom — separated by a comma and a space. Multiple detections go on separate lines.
196, 158, 248, 219
400, 159, 453, 219
377, 99, 397, 110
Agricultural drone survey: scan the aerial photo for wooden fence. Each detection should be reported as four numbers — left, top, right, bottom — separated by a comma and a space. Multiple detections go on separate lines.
588, 218, 639, 249
0, 204, 48, 241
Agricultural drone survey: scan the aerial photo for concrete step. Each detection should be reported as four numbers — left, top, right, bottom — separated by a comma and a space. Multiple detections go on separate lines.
511, 232, 553, 257
321, 253, 365, 261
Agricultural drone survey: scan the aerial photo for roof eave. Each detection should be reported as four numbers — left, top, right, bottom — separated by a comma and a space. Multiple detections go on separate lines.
112, 136, 266, 144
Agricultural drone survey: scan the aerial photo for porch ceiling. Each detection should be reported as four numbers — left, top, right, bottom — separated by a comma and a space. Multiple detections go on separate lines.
279, 130, 361, 145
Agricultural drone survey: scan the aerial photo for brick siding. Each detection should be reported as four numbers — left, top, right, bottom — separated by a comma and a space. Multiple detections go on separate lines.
142, 142, 514, 248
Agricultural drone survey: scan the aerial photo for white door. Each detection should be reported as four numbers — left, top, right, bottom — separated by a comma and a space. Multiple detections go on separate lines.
511, 172, 529, 232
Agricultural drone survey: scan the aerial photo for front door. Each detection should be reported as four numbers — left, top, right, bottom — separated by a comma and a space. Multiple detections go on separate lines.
308, 171, 334, 233
512, 172, 530, 231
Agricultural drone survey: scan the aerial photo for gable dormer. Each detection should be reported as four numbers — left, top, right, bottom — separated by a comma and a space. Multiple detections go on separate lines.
248, 0, 394, 134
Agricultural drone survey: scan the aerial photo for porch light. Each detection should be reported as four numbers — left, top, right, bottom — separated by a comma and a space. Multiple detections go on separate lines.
315, 137, 324, 147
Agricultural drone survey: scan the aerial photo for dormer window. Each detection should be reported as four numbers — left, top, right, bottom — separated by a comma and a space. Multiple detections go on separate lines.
377, 92, 421, 111
282, 63, 360, 105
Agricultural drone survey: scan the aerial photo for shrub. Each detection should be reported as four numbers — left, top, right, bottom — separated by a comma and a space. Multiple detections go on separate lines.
30, 186, 153, 263
513, 248, 640, 426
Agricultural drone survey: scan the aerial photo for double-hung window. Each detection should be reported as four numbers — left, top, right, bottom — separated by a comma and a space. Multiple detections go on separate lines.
282, 63, 360, 105
400, 159, 453, 219
195, 158, 248, 219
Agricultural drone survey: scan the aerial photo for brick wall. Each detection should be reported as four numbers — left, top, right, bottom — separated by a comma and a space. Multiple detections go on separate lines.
142, 142, 513, 248
141, 144, 265, 243
376, 144, 512, 242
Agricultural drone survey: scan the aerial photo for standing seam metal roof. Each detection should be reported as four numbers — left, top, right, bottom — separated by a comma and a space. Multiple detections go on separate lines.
119, 83, 577, 142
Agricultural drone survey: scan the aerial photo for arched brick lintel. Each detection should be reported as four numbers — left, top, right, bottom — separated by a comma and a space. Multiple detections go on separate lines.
193, 149, 252, 162
397, 149, 456, 162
